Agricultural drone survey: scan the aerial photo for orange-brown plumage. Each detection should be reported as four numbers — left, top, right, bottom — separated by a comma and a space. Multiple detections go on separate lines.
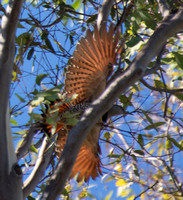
55, 122, 103, 182
45, 23, 123, 182
64, 23, 123, 104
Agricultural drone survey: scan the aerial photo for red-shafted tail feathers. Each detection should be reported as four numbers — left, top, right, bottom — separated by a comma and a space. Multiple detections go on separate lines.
70, 145, 102, 182
55, 127, 102, 182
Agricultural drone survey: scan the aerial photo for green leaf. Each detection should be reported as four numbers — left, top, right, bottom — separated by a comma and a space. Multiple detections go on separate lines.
165, 139, 173, 150
16, 32, 31, 45
134, 149, 144, 155
62, 112, 79, 126
104, 132, 110, 140
138, 10, 156, 29
14, 130, 27, 135
29, 112, 43, 121
161, 57, 173, 64
2, 0, 8, 5
119, 94, 132, 109
31, 89, 39, 95
40, 32, 46, 40
36, 74, 48, 85
142, 110, 153, 124
133, 164, 140, 177
175, 93, 183, 101
104, 176, 115, 183
105, 191, 113, 200
108, 154, 121, 158
167, 135, 183, 151
154, 80, 165, 89
173, 52, 183, 70
45, 38, 55, 53
137, 134, 144, 146
27, 47, 34, 60
110, 6, 115, 20
10, 119, 18, 126
31, 96, 45, 106
27, 196, 35, 200
72, 0, 81, 10
69, 35, 74, 45
126, 36, 141, 47
15, 93, 26, 102
41, 31, 55, 52
17, 23, 25, 28
62, 188, 70, 198
145, 122, 165, 130
87, 14, 98, 23
29, 145, 38, 153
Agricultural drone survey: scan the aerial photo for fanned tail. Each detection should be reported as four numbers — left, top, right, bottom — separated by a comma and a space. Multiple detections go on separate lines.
56, 124, 102, 182
70, 145, 102, 182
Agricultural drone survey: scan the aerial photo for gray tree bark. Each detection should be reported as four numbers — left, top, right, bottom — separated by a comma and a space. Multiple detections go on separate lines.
0, 0, 23, 199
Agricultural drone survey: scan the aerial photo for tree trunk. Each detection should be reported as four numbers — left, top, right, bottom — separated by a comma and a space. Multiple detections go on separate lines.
0, 0, 23, 199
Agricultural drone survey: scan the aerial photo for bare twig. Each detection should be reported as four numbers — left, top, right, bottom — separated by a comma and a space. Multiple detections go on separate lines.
161, 159, 183, 196
15, 123, 41, 161
140, 79, 183, 94
144, 45, 165, 76
134, 181, 159, 200
23, 136, 55, 199
115, 1, 134, 31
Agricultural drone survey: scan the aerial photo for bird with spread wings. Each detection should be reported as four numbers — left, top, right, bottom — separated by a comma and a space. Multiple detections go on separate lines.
43, 23, 124, 182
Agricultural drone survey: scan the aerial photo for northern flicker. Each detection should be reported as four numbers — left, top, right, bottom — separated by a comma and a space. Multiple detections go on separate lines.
44, 23, 123, 182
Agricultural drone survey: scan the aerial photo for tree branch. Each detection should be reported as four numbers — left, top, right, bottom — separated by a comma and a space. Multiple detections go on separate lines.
144, 45, 165, 76
15, 123, 41, 161
157, 0, 170, 18
22, 136, 55, 199
134, 181, 159, 200
140, 79, 183, 94
42, 8, 183, 200
115, 1, 134, 30
97, 0, 114, 30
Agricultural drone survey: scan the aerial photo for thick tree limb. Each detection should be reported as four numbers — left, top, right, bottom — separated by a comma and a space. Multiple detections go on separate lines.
0, 0, 24, 199
41, 8, 183, 200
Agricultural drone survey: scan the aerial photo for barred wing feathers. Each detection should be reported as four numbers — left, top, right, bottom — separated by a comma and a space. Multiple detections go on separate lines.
55, 23, 123, 182
64, 23, 122, 104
